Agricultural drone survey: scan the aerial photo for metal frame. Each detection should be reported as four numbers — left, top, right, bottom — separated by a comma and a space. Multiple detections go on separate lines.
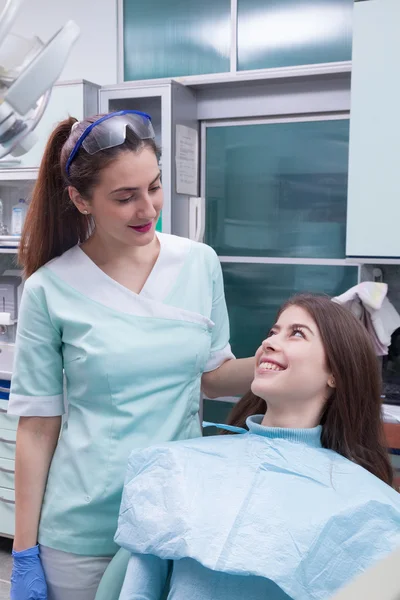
203, 112, 349, 129
218, 257, 359, 267
230, 0, 238, 73
114, 61, 351, 89
117, 0, 124, 83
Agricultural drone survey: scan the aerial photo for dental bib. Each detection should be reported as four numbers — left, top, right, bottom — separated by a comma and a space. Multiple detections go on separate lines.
116, 415, 400, 600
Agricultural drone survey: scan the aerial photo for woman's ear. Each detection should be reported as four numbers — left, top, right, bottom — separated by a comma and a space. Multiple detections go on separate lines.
327, 375, 336, 389
68, 186, 91, 215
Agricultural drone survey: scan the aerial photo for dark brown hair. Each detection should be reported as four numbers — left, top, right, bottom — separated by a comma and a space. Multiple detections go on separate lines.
18, 114, 159, 278
225, 294, 394, 487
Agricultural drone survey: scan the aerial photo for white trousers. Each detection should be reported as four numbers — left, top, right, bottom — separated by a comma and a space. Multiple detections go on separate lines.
40, 545, 113, 600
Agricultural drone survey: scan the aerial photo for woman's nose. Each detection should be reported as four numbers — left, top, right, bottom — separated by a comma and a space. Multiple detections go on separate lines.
136, 195, 157, 219
262, 338, 274, 352
262, 336, 280, 352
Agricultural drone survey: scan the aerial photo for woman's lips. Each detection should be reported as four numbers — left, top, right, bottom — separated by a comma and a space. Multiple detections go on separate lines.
128, 221, 153, 233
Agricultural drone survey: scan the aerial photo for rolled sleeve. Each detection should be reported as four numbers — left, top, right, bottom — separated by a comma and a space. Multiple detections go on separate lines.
204, 253, 235, 373
8, 285, 64, 417
204, 343, 235, 373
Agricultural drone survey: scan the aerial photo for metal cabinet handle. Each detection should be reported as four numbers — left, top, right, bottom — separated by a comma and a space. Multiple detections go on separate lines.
0, 386, 10, 393
0, 466, 14, 474
0, 437, 16, 444
0, 496, 15, 505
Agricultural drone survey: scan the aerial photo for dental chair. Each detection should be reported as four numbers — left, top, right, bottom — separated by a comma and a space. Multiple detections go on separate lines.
95, 546, 400, 600
94, 548, 130, 600
331, 545, 400, 600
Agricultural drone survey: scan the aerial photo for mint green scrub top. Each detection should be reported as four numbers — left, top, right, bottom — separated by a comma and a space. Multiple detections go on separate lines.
8, 233, 234, 555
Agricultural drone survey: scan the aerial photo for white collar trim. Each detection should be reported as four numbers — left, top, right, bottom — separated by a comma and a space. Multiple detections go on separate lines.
45, 234, 213, 328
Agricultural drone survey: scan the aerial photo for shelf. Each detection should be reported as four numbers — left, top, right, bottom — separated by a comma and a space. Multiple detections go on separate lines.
0, 168, 38, 182
105, 61, 351, 92
0, 236, 20, 253
346, 257, 400, 265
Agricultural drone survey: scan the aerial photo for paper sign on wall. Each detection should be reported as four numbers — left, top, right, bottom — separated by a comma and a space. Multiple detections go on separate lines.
175, 124, 198, 196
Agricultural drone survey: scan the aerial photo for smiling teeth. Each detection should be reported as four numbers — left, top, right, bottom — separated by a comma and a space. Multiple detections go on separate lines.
259, 362, 284, 372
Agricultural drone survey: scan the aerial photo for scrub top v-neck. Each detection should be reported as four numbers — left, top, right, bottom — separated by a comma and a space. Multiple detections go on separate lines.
8, 233, 234, 556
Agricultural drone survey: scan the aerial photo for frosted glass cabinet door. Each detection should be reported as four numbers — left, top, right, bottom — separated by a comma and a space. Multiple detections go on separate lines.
123, 0, 230, 80
237, 0, 353, 71
222, 263, 358, 359
205, 120, 350, 258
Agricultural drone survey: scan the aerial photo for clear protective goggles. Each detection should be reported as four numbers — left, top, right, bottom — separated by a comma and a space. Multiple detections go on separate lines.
65, 110, 155, 177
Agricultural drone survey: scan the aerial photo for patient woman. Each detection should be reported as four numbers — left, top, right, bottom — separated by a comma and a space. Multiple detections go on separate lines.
114, 294, 400, 600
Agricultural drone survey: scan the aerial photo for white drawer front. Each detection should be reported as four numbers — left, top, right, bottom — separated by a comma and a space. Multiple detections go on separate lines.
0, 486, 15, 537
0, 399, 19, 431
0, 457, 14, 490
0, 428, 16, 461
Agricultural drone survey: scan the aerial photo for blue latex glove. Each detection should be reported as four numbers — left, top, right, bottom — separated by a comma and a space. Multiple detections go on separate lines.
11, 544, 47, 600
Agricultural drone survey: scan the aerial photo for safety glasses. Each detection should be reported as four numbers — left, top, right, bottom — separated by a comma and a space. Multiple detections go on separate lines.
65, 110, 155, 177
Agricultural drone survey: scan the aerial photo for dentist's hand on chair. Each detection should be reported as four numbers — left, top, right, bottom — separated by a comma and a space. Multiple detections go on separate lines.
11, 545, 47, 600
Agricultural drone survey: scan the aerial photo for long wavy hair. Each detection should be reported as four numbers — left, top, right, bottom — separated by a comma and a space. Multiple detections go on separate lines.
224, 294, 393, 487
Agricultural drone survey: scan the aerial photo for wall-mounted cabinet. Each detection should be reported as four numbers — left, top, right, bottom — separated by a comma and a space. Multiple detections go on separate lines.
346, 0, 400, 259
121, 0, 353, 80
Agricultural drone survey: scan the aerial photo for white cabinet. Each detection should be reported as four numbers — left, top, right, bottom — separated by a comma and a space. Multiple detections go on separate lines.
346, 0, 400, 258
0, 393, 16, 538
99, 81, 198, 236
0, 80, 99, 174
0, 80, 99, 253
0, 180, 34, 245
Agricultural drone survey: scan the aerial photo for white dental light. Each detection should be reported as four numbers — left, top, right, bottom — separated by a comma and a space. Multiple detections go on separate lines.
0, 0, 80, 161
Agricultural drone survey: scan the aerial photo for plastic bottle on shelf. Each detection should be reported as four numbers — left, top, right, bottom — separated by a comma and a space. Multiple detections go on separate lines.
11, 198, 28, 236
0, 198, 7, 236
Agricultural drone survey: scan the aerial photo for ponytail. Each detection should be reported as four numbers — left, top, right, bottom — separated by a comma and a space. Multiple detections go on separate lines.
18, 117, 91, 278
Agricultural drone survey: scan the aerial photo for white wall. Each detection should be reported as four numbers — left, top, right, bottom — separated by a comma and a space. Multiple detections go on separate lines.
12, 0, 118, 86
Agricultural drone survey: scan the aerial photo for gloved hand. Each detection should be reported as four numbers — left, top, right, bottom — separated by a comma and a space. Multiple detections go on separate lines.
11, 544, 47, 600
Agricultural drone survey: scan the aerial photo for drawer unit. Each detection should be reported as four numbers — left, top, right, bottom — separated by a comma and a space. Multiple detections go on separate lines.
0, 399, 18, 431
0, 486, 15, 537
0, 379, 10, 400
0, 457, 14, 490
0, 427, 16, 461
